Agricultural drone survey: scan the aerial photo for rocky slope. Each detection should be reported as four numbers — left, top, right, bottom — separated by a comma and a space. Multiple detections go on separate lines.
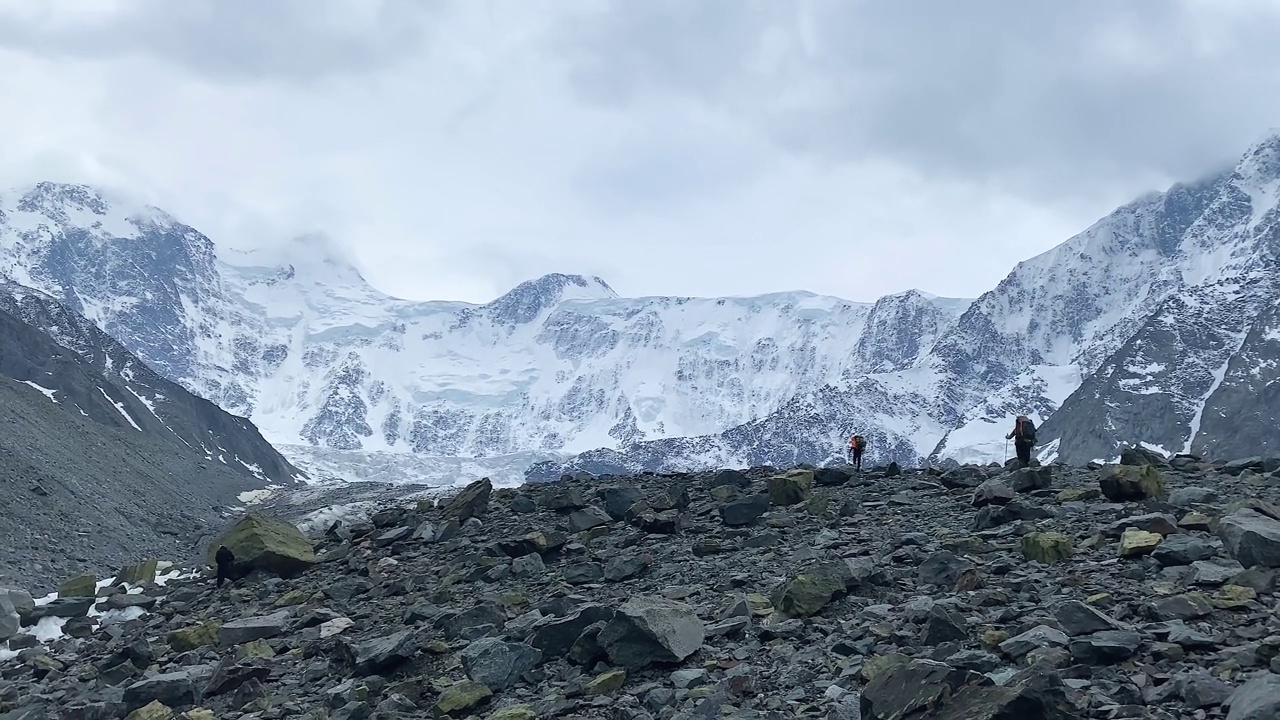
0, 280, 301, 485
3, 452, 1280, 718
0, 289, 302, 592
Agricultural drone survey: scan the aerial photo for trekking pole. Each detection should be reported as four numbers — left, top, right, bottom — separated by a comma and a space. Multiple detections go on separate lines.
1004, 438, 1009, 464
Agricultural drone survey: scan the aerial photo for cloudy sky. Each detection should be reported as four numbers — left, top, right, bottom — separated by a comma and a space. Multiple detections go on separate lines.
1, 0, 1279, 305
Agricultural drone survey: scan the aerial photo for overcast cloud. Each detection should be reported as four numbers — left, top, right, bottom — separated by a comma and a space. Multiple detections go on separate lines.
1, 0, 1278, 304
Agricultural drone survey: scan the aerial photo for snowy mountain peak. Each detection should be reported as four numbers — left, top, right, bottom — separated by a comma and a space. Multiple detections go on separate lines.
485, 273, 618, 324
222, 232, 371, 289
3, 182, 177, 236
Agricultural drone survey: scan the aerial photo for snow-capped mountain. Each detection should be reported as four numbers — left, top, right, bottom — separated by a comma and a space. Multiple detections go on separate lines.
531, 130, 1280, 478
2, 130, 1278, 484
0, 185, 971, 483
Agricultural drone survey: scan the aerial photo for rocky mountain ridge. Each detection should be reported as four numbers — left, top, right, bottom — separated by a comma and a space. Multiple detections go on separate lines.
2, 451, 1280, 718
0, 280, 301, 485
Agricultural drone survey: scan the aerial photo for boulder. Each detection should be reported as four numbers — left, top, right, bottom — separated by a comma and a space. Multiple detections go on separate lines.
918, 551, 976, 587
1120, 445, 1170, 468
1225, 672, 1280, 720
0, 595, 18, 642
1169, 486, 1219, 507
1218, 509, 1280, 569
218, 610, 290, 645
0, 586, 34, 619
1004, 465, 1053, 492
771, 561, 855, 618
1051, 600, 1121, 636
767, 469, 813, 506
210, 514, 316, 578
58, 574, 97, 598
441, 478, 493, 521
1098, 464, 1165, 502
1152, 534, 1215, 566
597, 596, 705, 668
461, 638, 542, 691
168, 621, 221, 652
1020, 532, 1074, 564
719, 494, 769, 526
123, 671, 199, 712
434, 681, 493, 716
1119, 528, 1164, 558
112, 559, 159, 587
336, 629, 419, 675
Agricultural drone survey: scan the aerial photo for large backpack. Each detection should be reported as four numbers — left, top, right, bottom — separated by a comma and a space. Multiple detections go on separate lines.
854, 435, 866, 451
1021, 419, 1036, 443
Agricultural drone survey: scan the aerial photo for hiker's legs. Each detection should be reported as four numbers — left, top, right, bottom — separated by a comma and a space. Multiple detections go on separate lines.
1015, 441, 1031, 466
853, 449, 863, 471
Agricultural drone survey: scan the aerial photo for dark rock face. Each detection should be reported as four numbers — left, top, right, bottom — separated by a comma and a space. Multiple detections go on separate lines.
0, 280, 301, 486
0, 303, 295, 591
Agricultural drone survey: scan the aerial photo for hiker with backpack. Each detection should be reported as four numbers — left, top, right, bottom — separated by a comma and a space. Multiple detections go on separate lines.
1006, 415, 1036, 467
848, 434, 866, 471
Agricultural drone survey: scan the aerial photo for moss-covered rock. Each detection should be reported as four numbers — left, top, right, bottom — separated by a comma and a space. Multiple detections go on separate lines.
1099, 464, 1165, 502
209, 514, 315, 578
435, 680, 493, 715
112, 559, 158, 587
489, 706, 537, 720
1118, 528, 1163, 558
585, 669, 627, 695
167, 621, 221, 652
1020, 531, 1074, 564
58, 574, 97, 598
768, 469, 814, 506
770, 561, 851, 618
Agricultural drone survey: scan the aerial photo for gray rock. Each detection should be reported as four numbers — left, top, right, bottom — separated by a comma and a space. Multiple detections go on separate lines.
460, 638, 542, 690
123, 670, 199, 711
1218, 509, 1280, 568
1104, 512, 1179, 538
719, 494, 769, 526
1189, 559, 1246, 586
604, 554, 650, 582
597, 596, 705, 669
1179, 671, 1232, 708
600, 486, 644, 519
0, 595, 17, 642
1068, 630, 1142, 664
218, 610, 290, 645
1051, 600, 1122, 636
917, 551, 975, 587
337, 629, 419, 675
1152, 534, 1216, 566
567, 506, 612, 533
999, 625, 1068, 660
1168, 486, 1219, 506
1226, 672, 1280, 720
510, 553, 546, 578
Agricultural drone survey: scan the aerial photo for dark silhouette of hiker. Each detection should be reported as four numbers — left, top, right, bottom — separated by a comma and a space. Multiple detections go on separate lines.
1006, 415, 1037, 467
848, 434, 866, 471
215, 545, 235, 587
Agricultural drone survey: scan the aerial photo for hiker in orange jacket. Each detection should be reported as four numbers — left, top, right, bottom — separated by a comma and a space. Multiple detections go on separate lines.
848, 434, 866, 471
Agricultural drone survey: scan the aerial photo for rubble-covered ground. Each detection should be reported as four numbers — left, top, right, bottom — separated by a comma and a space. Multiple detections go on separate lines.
3, 447, 1280, 719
